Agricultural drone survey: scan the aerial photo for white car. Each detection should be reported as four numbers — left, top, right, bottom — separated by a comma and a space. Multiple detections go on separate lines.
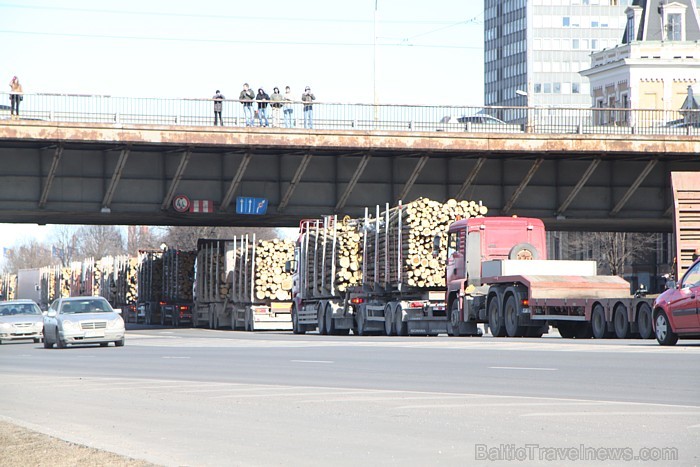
0, 299, 44, 344
43, 296, 125, 348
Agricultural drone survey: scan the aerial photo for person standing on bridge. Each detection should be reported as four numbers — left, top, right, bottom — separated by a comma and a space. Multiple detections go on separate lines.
239, 83, 255, 127
256, 88, 270, 127
213, 90, 224, 126
283, 86, 294, 128
270, 87, 283, 127
302, 86, 315, 129
9, 76, 23, 118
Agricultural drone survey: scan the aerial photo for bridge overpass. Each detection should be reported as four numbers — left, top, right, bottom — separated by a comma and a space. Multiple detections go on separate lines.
1, 100, 699, 232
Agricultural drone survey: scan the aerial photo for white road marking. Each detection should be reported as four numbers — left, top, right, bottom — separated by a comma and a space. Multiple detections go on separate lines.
489, 366, 558, 371
162, 356, 190, 359
290, 359, 334, 363
522, 411, 699, 417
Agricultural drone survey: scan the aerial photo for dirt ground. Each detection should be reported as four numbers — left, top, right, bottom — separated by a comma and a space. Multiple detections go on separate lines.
0, 420, 158, 467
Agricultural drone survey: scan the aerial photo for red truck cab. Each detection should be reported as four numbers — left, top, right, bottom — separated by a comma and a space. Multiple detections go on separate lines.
653, 257, 700, 345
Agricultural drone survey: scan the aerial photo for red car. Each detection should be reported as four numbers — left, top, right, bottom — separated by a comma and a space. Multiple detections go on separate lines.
653, 258, 700, 345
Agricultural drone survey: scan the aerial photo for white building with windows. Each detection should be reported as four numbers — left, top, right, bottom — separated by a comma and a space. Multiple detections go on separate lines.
484, 0, 631, 121
580, 0, 700, 121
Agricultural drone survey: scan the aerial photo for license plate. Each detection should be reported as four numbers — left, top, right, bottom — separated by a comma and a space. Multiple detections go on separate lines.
85, 330, 104, 338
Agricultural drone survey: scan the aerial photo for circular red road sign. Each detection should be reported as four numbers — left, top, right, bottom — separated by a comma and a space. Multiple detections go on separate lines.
173, 195, 191, 213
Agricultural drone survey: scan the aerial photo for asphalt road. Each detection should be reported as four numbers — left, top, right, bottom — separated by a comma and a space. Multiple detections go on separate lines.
1, 327, 699, 466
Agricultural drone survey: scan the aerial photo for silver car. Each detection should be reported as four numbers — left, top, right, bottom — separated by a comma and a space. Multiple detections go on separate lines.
0, 299, 44, 344
43, 297, 125, 348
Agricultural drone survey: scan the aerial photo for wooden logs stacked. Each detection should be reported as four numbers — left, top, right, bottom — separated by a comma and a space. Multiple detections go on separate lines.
365, 197, 487, 289
40, 266, 63, 305
137, 251, 163, 303
253, 239, 295, 301
1, 273, 17, 300
162, 249, 196, 302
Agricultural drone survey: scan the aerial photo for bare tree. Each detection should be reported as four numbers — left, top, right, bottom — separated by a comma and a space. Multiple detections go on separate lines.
565, 231, 658, 276
48, 225, 80, 266
2, 239, 59, 273
161, 226, 288, 251
126, 226, 165, 255
75, 225, 126, 259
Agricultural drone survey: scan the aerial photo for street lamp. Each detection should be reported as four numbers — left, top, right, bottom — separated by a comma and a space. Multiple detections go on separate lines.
515, 89, 530, 132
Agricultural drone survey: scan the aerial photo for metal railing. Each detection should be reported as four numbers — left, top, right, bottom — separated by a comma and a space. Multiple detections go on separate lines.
2, 92, 699, 136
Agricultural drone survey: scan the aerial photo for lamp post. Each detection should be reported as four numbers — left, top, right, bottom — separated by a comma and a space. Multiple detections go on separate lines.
515, 89, 530, 132
373, 0, 379, 125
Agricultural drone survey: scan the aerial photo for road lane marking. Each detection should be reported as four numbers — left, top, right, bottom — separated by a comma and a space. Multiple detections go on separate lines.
489, 366, 558, 371
162, 356, 190, 359
290, 359, 334, 363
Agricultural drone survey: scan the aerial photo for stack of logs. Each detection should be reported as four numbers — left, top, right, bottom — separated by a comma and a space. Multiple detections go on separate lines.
95, 256, 139, 305
362, 197, 488, 289
138, 251, 163, 303
253, 239, 295, 301
162, 249, 196, 302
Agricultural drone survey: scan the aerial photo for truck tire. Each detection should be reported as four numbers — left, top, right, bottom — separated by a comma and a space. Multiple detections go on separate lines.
654, 310, 678, 346
508, 243, 539, 261
448, 299, 463, 337
317, 302, 328, 335
613, 304, 630, 339
637, 302, 653, 339
488, 297, 506, 337
292, 305, 305, 335
394, 305, 408, 336
591, 304, 612, 339
384, 304, 395, 336
356, 307, 367, 336
325, 302, 336, 335
504, 295, 526, 337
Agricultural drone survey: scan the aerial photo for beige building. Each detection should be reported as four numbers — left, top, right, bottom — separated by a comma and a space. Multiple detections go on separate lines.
580, 0, 700, 124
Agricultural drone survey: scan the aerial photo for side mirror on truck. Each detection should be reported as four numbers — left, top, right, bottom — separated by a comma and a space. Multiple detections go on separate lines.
285, 260, 297, 273
432, 235, 441, 258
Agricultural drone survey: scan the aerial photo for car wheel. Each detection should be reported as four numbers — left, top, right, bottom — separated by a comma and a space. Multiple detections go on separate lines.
43, 337, 53, 349
654, 311, 678, 346
55, 330, 66, 349
115, 338, 125, 347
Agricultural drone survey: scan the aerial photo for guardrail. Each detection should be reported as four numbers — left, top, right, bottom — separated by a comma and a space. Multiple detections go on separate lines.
1, 92, 699, 136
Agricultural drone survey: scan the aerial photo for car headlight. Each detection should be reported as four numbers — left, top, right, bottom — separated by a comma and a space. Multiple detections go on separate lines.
107, 317, 124, 330
0, 322, 11, 330
35, 321, 43, 329
61, 320, 79, 332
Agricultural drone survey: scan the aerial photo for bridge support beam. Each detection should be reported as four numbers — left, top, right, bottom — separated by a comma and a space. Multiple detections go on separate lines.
278, 152, 313, 212
161, 148, 192, 211
455, 157, 486, 201
556, 157, 601, 216
102, 147, 130, 210
397, 154, 429, 202
610, 159, 658, 216
502, 157, 543, 214
220, 152, 252, 211
38, 145, 64, 209
335, 153, 371, 212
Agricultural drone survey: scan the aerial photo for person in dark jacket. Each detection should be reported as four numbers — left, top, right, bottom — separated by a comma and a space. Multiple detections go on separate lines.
239, 83, 255, 127
213, 90, 224, 126
256, 88, 270, 127
302, 86, 315, 129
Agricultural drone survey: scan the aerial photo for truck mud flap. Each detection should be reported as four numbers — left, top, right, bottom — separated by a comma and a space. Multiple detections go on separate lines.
407, 320, 447, 335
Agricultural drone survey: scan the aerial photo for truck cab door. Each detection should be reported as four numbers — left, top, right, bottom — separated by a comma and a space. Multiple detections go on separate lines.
671, 261, 700, 331
446, 230, 465, 288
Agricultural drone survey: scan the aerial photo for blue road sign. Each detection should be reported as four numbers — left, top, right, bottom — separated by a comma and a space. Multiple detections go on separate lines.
236, 197, 268, 215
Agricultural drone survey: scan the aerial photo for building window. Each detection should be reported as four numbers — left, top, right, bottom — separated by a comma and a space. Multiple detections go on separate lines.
667, 13, 682, 41
553, 82, 561, 93
534, 83, 542, 93
563, 17, 570, 27
572, 82, 580, 94
626, 15, 634, 43
572, 39, 580, 49
543, 83, 552, 93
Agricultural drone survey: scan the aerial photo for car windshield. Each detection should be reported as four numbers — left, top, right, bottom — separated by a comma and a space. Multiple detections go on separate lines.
61, 300, 112, 314
0, 303, 41, 316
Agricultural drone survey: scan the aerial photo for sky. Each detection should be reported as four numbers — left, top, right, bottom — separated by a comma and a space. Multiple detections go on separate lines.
0, 0, 485, 260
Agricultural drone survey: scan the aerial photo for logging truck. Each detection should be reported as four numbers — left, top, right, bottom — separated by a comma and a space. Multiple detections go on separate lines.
95, 256, 138, 318
290, 199, 486, 335
136, 250, 163, 324
192, 237, 293, 331
443, 216, 657, 339
159, 248, 196, 326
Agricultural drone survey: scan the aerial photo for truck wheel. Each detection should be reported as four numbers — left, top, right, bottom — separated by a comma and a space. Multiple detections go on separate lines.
557, 322, 576, 339
613, 304, 630, 339
637, 303, 653, 339
317, 302, 328, 335
356, 307, 367, 336
292, 305, 305, 335
591, 305, 611, 339
509, 243, 539, 261
449, 299, 463, 337
654, 310, 678, 346
325, 302, 336, 335
504, 295, 525, 337
488, 298, 506, 337
384, 304, 395, 336
394, 305, 407, 336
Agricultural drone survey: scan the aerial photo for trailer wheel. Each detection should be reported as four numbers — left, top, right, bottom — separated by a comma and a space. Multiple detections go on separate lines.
508, 243, 539, 261
394, 305, 408, 336
613, 304, 630, 339
488, 297, 506, 337
654, 310, 678, 346
591, 305, 612, 339
504, 295, 525, 337
317, 302, 328, 335
292, 305, 305, 335
356, 307, 367, 336
637, 302, 653, 339
384, 304, 395, 336
325, 302, 336, 335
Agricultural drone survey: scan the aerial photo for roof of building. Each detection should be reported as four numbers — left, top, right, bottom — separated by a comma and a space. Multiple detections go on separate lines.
622, 0, 700, 43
